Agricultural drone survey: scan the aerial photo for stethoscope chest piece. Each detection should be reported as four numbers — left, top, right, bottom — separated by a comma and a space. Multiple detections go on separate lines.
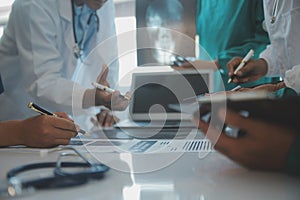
270, 16, 276, 24
73, 43, 83, 59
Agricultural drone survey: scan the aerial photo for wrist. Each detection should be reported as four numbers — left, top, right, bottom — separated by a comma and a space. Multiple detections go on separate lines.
258, 58, 268, 76
82, 89, 96, 109
0, 121, 24, 146
16, 120, 27, 146
276, 81, 286, 90
83, 88, 111, 108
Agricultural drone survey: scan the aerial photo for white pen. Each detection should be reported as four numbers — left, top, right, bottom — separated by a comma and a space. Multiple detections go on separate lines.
92, 82, 130, 100
230, 85, 242, 92
228, 49, 254, 83
92, 82, 115, 93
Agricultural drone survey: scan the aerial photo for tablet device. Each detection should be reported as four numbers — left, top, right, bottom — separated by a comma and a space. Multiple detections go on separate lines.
199, 93, 300, 133
169, 92, 300, 136
129, 69, 214, 121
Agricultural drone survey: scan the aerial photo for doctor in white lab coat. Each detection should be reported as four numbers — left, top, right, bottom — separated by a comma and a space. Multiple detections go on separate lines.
227, 0, 300, 93
0, 0, 125, 122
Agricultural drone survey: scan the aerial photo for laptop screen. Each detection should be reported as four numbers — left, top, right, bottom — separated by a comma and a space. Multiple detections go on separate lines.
129, 70, 214, 121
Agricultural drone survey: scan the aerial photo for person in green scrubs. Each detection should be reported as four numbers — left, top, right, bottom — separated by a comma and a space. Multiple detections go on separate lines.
192, 0, 279, 90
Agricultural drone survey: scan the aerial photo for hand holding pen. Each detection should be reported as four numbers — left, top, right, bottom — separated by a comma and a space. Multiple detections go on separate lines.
227, 50, 269, 84
93, 65, 130, 111
227, 50, 254, 83
92, 82, 130, 101
28, 102, 89, 136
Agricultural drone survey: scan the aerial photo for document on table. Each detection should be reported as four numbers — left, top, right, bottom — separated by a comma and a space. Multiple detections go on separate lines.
79, 139, 215, 154
0, 139, 214, 154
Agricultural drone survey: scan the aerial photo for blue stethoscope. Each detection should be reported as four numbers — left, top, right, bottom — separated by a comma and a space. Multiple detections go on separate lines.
270, 0, 279, 24
1, 147, 109, 197
71, 0, 100, 60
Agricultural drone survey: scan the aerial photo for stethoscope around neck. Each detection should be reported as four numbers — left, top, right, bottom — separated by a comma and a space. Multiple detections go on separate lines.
270, 0, 279, 24
71, 0, 100, 60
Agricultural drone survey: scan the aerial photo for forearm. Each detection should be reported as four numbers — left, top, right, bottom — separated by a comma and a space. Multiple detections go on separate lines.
0, 121, 24, 147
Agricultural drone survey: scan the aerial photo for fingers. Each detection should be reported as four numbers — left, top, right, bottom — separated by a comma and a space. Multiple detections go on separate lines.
193, 115, 240, 155
49, 117, 78, 137
233, 62, 257, 83
124, 91, 132, 100
218, 108, 261, 138
104, 114, 115, 127
227, 57, 243, 77
227, 57, 255, 83
52, 126, 78, 139
96, 109, 119, 127
54, 112, 74, 122
54, 112, 68, 118
97, 64, 109, 85
95, 89, 129, 110
111, 91, 130, 111
97, 110, 108, 126
227, 58, 268, 84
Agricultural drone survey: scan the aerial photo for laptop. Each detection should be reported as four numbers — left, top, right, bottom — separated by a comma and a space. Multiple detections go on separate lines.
116, 69, 214, 129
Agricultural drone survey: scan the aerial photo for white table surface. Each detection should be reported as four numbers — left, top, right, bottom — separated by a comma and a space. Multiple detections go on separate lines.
1, 143, 300, 200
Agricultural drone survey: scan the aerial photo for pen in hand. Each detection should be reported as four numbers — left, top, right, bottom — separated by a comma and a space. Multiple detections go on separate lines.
227, 49, 254, 84
28, 102, 89, 135
230, 85, 242, 92
91, 82, 130, 100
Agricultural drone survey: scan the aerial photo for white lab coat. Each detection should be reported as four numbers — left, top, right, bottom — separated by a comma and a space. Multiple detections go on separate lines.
260, 0, 300, 93
0, 0, 119, 120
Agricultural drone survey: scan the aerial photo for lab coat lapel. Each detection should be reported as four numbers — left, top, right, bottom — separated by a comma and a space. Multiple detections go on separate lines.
58, 0, 77, 73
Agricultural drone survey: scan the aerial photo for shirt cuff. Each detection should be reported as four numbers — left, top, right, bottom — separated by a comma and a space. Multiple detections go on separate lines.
284, 65, 300, 94
259, 47, 279, 77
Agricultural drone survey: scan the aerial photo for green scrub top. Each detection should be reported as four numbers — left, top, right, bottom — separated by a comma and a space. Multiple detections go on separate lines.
196, 0, 279, 90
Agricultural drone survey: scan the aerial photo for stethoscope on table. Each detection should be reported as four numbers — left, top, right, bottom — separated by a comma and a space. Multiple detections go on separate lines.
71, 0, 100, 60
0, 147, 109, 197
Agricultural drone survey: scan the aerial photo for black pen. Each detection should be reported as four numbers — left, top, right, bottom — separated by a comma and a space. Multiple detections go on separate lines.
28, 102, 89, 135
